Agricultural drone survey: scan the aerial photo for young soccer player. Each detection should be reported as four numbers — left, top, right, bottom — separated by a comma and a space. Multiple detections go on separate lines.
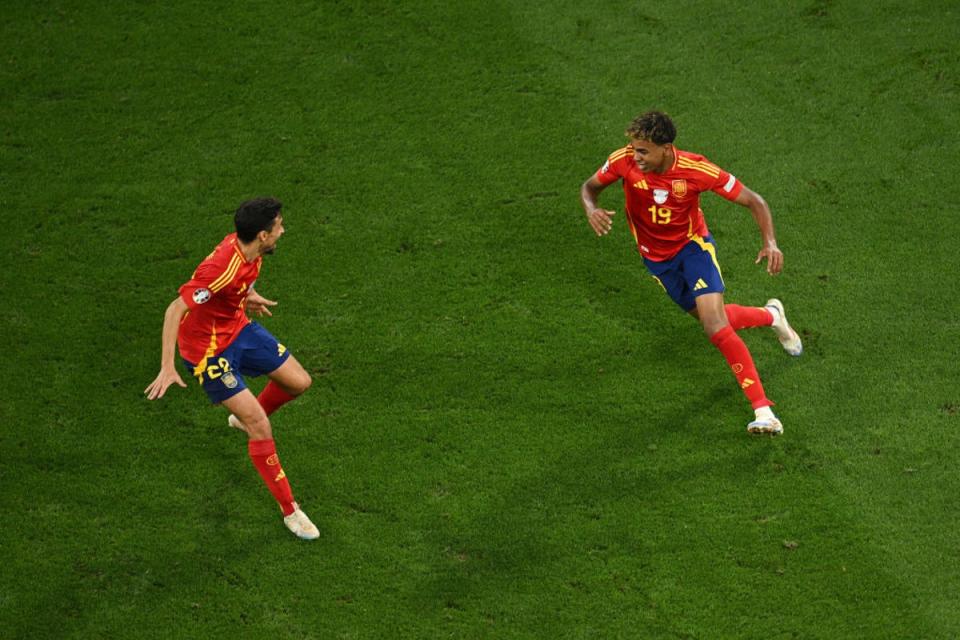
145, 197, 319, 539
580, 111, 802, 434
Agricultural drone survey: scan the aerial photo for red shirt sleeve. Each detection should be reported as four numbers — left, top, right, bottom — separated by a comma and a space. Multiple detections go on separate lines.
178, 261, 226, 310
594, 146, 632, 185
178, 241, 245, 310
709, 166, 744, 202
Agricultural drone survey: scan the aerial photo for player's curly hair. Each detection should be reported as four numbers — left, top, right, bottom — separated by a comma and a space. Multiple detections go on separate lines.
626, 111, 676, 145
235, 197, 283, 243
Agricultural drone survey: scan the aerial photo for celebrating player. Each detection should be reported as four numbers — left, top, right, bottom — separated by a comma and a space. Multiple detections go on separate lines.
145, 197, 319, 539
580, 111, 802, 434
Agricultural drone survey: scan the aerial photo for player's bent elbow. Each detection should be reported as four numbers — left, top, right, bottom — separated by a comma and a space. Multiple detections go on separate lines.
742, 188, 768, 211
582, 177, 603, 198
167, 296, 189, 319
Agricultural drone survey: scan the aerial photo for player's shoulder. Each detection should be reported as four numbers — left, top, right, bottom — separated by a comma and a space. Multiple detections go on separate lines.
599, 145, 635, 176
194, 233, 242, 271
208, 233, 242, 260
606, 145, 634, 165
673, 149, 724, 181
675, 148, 709, 163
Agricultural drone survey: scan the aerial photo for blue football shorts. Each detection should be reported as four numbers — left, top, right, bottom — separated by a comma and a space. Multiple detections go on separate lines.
643, 234, 725, 312
183, 322, 291, 404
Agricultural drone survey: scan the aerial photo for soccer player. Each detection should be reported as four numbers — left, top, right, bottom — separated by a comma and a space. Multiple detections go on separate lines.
144, 197, 320, 539
580, 111, 802, 435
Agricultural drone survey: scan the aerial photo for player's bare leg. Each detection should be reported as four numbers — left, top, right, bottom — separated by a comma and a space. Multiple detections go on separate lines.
223, 389, 271, 439
221, 390, 319, 540
699, 299, 803, 357
267, 355, 312, 396
695, 293, 782, 435
228, 356, 312, 431
692, 292, 728, 336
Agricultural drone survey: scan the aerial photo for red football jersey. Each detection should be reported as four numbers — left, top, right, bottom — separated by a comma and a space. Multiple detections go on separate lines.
177, 233, 261, 363
594, 146, 743, 261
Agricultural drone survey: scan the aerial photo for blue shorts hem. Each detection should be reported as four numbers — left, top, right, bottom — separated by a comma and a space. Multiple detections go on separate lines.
644, 235, 724, 311
182, 322, 290, 405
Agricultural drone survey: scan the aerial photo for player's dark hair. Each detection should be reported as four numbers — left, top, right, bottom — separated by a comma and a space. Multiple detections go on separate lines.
626, 111, 677, 145
235, 197, 282, 243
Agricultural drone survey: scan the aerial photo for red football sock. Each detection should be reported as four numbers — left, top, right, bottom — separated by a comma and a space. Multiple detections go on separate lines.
709, 325, 772, 409
724, 304, 773, 331
248, 438, 296, 516
257, 381, 297, 417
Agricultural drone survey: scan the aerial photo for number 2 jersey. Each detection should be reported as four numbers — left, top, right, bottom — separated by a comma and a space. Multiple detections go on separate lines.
177, 233, 261, 364
594, 146, 744, 261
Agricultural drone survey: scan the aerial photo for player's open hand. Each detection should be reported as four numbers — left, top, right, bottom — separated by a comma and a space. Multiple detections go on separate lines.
586, 207, 616, 236
246, 291, 277, 317
144, 368, 187, 400
755, 246, 784, 275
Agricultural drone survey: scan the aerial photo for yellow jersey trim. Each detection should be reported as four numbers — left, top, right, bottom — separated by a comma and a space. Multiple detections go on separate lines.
678, 158, 721, 178
209, 255, 242, 293
687, 233, 724, 283
608, 146, 632, 163
193, 325, 219, 378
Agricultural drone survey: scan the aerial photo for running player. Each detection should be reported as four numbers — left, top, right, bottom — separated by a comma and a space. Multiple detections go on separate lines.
580, 111, 802, 434
145, 197, 319, 538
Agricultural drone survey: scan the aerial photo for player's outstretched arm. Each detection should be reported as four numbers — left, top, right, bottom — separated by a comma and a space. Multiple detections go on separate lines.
734, 185, 783, 275
245, 288, 277, 317
144, 297, 189, 400
581, 176, 616, 236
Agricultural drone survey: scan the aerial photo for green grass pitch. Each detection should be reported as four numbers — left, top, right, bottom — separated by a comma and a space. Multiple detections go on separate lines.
2, 1, 959, 638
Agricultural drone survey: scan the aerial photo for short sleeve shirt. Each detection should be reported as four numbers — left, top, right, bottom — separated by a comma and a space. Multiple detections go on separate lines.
177, 233, 261, 363
595, 147, 743, 261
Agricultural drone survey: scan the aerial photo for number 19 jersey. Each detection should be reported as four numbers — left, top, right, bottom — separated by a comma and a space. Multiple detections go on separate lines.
594, 147, 744, 261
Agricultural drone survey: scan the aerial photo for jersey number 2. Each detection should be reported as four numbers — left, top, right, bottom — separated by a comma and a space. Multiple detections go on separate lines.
197, 357, 232, 383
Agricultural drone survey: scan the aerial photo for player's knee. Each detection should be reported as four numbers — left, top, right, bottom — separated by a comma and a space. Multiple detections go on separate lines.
246, 414, 273, 440
293, 371, 312, 395
701, 315, 729, 337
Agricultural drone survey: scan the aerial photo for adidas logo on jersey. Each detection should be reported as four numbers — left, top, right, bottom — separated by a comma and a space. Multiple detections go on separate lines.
694, 278, 708, 291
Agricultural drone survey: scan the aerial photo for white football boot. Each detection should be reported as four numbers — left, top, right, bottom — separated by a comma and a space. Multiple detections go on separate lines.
747, 415, 784, 435
283, 503, 320, 540
747, 406, 783, 435
765, 299, 803, 356
227, 414, 246, 431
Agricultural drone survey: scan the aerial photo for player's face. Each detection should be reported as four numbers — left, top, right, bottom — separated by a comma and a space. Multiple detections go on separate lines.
631, 137, 672, 174
260, 215, 285, 255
